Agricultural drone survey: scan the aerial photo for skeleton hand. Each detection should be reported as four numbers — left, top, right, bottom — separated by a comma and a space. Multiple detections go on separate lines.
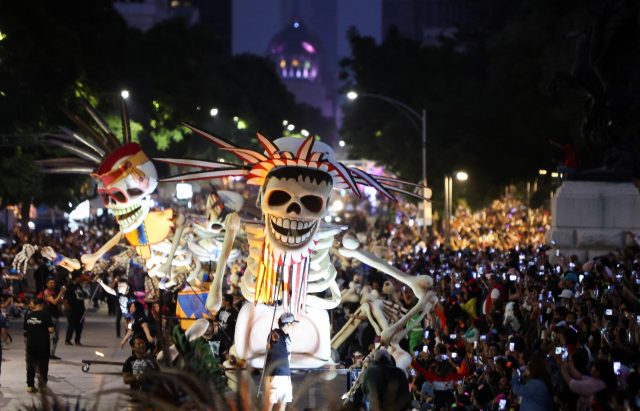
111, 248, 136, 269
40, 246, 57, 261
39, 246, 81, 272
12, 244, 38, 274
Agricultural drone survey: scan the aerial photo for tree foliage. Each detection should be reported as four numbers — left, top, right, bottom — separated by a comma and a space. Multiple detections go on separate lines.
0, 0, 332, 209
340, 0, 638, 208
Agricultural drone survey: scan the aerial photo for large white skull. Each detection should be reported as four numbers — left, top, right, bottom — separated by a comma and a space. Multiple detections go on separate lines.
96, 149, 158, 234
261, 167, 332, 262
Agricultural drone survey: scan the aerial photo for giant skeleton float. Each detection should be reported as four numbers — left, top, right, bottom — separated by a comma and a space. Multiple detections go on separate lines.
13, 101, 438, 379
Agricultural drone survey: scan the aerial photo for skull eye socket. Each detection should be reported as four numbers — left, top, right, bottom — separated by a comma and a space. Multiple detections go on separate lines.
267, 190, 291, 207
111, 191, 127, 202
127, 188, 144, 197
301, 195, 324, 213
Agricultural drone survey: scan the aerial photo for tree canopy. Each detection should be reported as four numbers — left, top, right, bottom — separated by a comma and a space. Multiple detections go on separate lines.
339, 0, 639, 208
0, 0, 332, 210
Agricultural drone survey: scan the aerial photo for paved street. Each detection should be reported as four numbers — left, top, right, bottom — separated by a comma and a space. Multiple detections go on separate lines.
0, 305, 348, 410
1, 306, 130, 410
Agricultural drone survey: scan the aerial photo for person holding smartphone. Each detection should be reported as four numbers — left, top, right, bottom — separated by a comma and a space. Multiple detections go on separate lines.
556, 354, 616, 411
510, 355, 553, 411
411, 343, 470, 410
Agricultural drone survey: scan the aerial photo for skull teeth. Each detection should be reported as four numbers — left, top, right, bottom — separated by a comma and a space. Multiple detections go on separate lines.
269, 216, 315, 246
112, 204, 144, 232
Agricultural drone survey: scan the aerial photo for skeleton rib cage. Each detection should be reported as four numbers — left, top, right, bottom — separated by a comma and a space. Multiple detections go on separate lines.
241, 221, 342, 312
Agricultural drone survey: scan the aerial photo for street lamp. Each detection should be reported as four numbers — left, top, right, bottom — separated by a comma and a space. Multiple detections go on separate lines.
120, 89, 130, 100
346, 90, 430, 228
209, 108, 219, 117
444, 171, 468, 247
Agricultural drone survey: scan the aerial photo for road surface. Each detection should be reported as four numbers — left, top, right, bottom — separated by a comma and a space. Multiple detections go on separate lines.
0, 305, 348, 410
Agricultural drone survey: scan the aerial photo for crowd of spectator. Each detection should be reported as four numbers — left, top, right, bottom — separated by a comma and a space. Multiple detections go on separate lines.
0, 194, 639, 410
333, 197, 638, 411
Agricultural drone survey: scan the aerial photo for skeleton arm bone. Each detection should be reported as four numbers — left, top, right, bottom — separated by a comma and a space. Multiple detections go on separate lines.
206, 212, 240, 314
338, 246, 433, 299
13, 244, 81, 273
156, 214, 186, 278
80, 231, 124, 271
339, 234, 434, 345
185, 256, 202, 286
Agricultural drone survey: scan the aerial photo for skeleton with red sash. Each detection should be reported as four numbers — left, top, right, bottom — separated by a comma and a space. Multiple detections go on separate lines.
13, 101, 173, 274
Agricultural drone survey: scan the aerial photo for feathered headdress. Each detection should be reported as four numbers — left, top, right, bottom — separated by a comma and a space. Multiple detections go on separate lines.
37, 99, 137, 177
155, 123, 428, 201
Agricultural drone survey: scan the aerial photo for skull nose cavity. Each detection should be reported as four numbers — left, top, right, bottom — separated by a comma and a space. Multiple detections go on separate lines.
286, 202, 301, 214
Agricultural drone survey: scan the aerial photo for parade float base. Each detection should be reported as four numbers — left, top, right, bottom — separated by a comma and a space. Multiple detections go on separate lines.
547, 180, 640, 260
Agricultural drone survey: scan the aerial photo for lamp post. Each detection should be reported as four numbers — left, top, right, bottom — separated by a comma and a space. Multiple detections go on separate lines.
346, 91, 430, 228
444, 171, 468, 247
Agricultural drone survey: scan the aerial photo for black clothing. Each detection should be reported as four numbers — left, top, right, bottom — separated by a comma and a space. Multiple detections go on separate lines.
24, 310, 53, 348
122, 354, 158, 391
361, 362, 412, 411
264, 328, 291, 376
131, 315, 153, 344
114, 291, 133, 338
65, 282, 86, 343
116, 306, 123, 338
204, 330, 231, 360
65, 283, 86, 314
26, 345, 50, 387
66, 311, 84, 344
217, 306, 238, 338
23, 309, 53, 387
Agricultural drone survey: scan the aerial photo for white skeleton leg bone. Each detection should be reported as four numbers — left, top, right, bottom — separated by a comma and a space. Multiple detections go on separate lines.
156, 213, 186, 278
206, 212, 240, 314
80, 231, 124, 271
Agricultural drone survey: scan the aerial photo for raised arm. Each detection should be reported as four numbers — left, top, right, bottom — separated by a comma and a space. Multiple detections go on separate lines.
206, 212, 240, 314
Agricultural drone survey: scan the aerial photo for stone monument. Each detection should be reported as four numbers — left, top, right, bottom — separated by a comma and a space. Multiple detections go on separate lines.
547, 181, 640, 260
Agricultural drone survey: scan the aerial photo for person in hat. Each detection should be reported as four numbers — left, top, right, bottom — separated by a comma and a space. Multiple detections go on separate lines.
24, 297, 55, 393
42, 276, 65, 359
264, 312, 298, 411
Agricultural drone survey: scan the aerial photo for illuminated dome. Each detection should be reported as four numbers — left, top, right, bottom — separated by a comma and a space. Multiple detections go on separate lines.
267, 17, 323, 82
